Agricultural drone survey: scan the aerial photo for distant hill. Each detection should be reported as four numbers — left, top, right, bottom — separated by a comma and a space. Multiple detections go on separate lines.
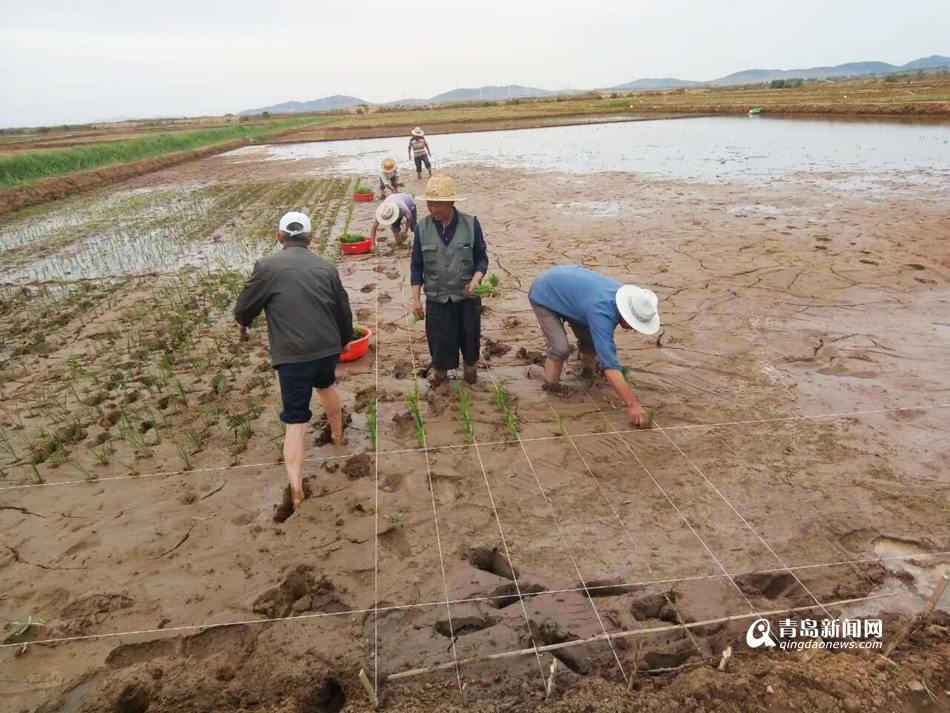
239, 95, 367, 116
429, 85, 558, 103
609, 77, 700, 91
900, 54, 950, 70
711, 61, 897, 86
238, 55, 950, 115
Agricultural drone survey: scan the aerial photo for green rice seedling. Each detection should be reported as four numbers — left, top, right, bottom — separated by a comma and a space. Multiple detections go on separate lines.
492, 380, 519, 441
0, 428, 16, 461
555, 414, 566, 436
368, 394, 378, 450
28, 454, 43, 484
176, 443, 192, 470
67, 459, 94, 480
175, 378, 187, 403
404, 388, 425, 448
643, 408, 657, 430
472, 272, 500, 297
340, 233, 368, 244
353, 182, 373, 196
211, 372, 228, 397
8, 616, 44, 639
93, 441, 112, 466
455, 383, 475, 444
186, 428, 206, 452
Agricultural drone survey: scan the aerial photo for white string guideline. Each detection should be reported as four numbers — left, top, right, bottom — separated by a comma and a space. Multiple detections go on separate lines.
4, 551, 945, 650
372, 236, 381, 695
396, 273, 463, 695
538, 388, 705, 659
4, 401, 948, 493
481, 365, 630, 683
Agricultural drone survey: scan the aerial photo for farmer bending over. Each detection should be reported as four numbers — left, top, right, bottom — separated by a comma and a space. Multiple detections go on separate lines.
234, 212, 353, 512
378, 157, 399, 198
411, 175, 488, 386
528, 265, 659, 427
408, 127, 433, 180
370, 192, 418, 246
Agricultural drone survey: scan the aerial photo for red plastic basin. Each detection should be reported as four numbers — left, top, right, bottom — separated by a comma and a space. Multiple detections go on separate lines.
341, 238, 373, 255
353, 192, 375, 202
341, 325, 372, 362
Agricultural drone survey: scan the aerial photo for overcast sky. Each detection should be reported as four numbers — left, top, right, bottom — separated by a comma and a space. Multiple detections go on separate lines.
1, 0, 947, 128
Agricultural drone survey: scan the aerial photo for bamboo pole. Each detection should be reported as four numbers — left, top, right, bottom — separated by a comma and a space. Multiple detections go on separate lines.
882, 574, 949, 660
386, 593, 893, 682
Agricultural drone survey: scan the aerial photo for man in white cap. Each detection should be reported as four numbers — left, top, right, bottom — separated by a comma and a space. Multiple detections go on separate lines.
411, 175, 488, 385
408, 127, 432, 180
370, 192, 417, 246
234, 212, 353, 515
528, 265, 660, 427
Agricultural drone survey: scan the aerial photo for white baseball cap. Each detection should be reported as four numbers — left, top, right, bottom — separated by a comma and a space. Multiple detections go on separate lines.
278, 211, 312, 237
615, 285, 660, 335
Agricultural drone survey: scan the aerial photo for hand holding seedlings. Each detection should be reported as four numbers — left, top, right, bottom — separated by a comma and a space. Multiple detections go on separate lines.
471, 272, 500, 297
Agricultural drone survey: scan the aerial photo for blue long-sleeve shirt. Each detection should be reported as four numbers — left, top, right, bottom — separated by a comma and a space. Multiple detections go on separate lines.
410, 209, 488, 287
528, 265, 624, 371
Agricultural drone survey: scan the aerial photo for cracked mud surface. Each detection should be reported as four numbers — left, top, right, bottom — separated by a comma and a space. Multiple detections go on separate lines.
1, 146, 949, 711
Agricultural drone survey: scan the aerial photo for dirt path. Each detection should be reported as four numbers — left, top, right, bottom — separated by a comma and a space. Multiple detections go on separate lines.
0, 150, 948, 711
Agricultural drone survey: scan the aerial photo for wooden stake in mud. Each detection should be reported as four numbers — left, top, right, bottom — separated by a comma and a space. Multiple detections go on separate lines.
626, 640, 640, 692
883, 574, 949, 660
544, 657, 558, 700
359, 668, 379, 710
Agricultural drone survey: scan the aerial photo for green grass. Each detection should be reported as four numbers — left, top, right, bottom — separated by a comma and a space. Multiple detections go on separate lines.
0, 117, 322, 187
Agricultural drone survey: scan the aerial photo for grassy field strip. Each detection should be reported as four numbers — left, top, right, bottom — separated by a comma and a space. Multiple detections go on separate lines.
0, 116, 327, 187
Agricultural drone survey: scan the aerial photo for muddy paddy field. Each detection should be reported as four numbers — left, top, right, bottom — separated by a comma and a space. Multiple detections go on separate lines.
1, 117, 949, 712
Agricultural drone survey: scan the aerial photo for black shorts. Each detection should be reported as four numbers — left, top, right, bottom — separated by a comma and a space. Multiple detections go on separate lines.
276, 355, 340, 423
414, 154, 431, 172
425, 298, 480, 370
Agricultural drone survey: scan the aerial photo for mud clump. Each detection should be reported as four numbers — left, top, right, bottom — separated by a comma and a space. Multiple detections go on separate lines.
313, 412, 352, 446
516, 347, 545, 366
484, 338, 512, 358
300, 677, 345, 713
115, 682, 151, 713
486, 582, 545, 609
252, 566, 349, 618
392, 359, 413, 379
343, 454, 372, 479
630, 591, 680, 623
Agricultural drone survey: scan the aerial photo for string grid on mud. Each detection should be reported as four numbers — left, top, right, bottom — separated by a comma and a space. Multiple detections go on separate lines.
3, 402, 947, 493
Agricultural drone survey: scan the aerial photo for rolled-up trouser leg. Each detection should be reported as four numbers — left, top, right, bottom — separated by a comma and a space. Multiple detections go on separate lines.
531, 302, 571, 362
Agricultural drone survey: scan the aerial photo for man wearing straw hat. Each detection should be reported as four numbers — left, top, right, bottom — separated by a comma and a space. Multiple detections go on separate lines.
410, 175, 488, 386
378, 157, 399, 198
234, 212, 353, 515
408, 127, 432, 180
370, 192, 417, 246
528, 265, 659, 427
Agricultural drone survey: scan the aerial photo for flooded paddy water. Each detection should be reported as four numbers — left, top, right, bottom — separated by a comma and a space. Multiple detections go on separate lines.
1, 115, 949, 712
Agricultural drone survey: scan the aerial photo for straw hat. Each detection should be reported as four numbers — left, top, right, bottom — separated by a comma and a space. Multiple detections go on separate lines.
422, 175, 464, 202
380, 157, 396, 171
411, 127, 424, 137
615, 285, 660, 335
375, 201, 401, 226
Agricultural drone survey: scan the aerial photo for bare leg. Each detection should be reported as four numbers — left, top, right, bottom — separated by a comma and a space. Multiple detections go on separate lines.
283, 423, 308, 508
316, 385, 344, 444
580, 351, 597, 379
544, 358, 564, 385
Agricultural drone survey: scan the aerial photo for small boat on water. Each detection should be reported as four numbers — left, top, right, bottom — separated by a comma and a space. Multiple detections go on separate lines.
748, 107, 763, 115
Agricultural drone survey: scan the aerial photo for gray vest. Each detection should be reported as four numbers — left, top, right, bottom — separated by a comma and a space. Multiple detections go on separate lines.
419, 212, 476, 303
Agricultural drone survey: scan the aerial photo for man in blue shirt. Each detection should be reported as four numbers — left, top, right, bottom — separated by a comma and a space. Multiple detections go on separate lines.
528, 265, 660, 427
410, 175, 489, 385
